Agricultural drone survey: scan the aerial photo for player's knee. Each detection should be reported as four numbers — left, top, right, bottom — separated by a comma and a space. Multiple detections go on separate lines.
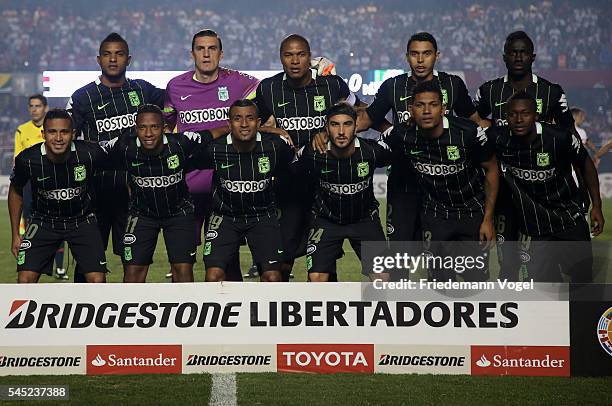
17, 271, 39, 284
123, 265, 148, 283
206, 267, 225, 282
308, 272, 329, 282
260, 270, 282, 282
171, 264, 194, 282
85, 272, 106, 283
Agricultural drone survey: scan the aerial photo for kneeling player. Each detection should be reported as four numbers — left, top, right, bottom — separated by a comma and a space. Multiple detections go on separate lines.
388, 81, 499, 282
298, 103, 392, 281
202, 100, 293, 282
9, 109, 107, 283
490, 92, 604, 282
104, 104, 228, 283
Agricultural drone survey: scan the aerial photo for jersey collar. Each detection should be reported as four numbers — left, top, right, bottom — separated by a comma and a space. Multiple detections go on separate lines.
407, 69, 438, 78
40, 142, 76, 155
503, 73, 538, 83
226, 132, 262, 144
136, 135, 168, 148
96, 75, 131, 87
326, 137, 360, 150
282, 68, 317, 82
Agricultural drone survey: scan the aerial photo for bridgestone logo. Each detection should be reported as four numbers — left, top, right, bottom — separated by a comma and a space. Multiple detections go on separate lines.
378, 354, 465, 367
6, 300, 241, 329
186, 355, 271, 366
276, 116, 326, 131
39, 187, 84, 200
506, 165, 556, 182
414, 162, 465, 176
221, 178, 270, 193
320, 178, 371, 195
96, 113, 136, 133
179, 108, 229, 124
132, 171, 183, 188
0, 356, 81, 368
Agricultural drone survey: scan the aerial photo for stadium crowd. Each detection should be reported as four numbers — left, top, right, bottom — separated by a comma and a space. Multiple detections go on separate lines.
0, 0, 610, 72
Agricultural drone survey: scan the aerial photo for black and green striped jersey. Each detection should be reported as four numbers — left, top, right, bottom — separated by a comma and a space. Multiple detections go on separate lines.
388, 116, 494, 219
366, 70, 477, 126
474, 74, 574, 129
103, 131, 213, 218
10, 141, 107, 229
202, 132, 293, 221
489, 122, 587, 237
297, 137, 393, 224
254, 70, 352, 148
366, 70, 476, 193
66, 77, 165, 191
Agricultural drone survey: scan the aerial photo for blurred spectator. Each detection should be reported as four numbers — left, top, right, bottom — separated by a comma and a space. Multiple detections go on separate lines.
0, 1, 610, 72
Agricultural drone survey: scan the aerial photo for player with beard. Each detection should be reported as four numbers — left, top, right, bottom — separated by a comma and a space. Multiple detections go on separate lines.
255, 34, 360, 281
387, 81, 499, 282
9, 110, 108, 283
67, 33, 165, 282
297, 103, 392, 281
474, 31, 579, 281
489, 92, 603, 282
164, 29, 261, 281
201, 100, 293, 283
355, 32, 488, 247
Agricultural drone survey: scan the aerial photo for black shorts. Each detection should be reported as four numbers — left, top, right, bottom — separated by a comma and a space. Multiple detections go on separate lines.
94, 179, 129, 256
17, 216, 107, 275
203, 214, 283, 273
122, 212, 196, 266
494, 183, 521, 281
386, 181, 421, 242
275, 170, 314, 262
421, 213, 489, 282
520, 219, 592, 282
306, 215, 385, 276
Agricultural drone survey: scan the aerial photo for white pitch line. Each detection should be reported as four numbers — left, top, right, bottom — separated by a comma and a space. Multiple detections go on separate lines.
209, 373, 237, 406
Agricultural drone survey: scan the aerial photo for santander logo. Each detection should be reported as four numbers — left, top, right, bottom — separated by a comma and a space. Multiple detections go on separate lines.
475, 355, 491, 367
91, 354, 106, 367
471, 346, 569, 377
86, 345, 181, 375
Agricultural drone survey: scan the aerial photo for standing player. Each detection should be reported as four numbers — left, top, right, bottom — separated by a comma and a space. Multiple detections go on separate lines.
202, 100, 293, 282
489, 92, 603, 282
357, 32, 488, 244
9, 110, 108, 283
474, 31, 577, 280
67, 33, 165, 282
14, 95, 66, 279
298, 103, 392, 281
571, 108, 597, 154
255, 34, 359, 281
389, 81, 499, 282
163, 29, 260, 281
104, 105, 227, 283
